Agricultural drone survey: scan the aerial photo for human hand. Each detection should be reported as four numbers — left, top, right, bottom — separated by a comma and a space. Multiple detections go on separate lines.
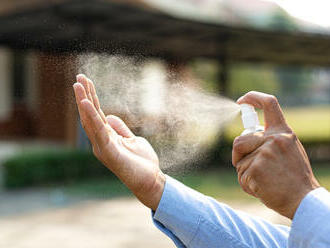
232, 91, 320, 219
73, 74, 165, 211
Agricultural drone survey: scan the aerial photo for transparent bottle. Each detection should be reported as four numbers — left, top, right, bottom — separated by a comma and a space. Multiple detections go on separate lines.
240, 104, 264, 135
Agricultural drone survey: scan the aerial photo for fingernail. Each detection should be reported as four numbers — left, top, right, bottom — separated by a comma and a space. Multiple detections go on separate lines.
80, 99, 91, 106
76, 74, 85, 81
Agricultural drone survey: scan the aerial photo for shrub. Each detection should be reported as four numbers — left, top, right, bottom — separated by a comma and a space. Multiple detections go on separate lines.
3, 149, 114, 188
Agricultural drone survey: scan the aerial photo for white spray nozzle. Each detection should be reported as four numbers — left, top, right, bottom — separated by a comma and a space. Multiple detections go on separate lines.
240, 104, 260, 129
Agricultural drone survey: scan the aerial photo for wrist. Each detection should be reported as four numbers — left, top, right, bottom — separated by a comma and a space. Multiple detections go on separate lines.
149, 171, 166, 211
135, 170, 166, 211
283, 184, 320, 219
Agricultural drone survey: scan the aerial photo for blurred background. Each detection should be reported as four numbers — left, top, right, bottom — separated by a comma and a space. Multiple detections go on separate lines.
0, 0, 329, 247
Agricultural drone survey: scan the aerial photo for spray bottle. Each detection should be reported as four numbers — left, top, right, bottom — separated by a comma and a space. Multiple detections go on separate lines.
240, 104, 264, 135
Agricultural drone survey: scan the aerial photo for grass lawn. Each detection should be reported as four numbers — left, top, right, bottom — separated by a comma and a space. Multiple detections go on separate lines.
177, 163, 330, 202
225, 106, 330, 142
64, 163, 330, 203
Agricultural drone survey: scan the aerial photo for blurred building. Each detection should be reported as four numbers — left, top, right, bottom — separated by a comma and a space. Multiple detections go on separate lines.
0, 48, 77, 145
0, 0, 329, 147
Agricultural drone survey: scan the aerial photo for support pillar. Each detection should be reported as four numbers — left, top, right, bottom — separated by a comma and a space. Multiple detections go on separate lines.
37, 53, 78, 146
218, 56, 229, 96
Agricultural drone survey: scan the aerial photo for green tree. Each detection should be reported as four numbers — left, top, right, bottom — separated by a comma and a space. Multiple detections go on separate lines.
229, 63, 279, 99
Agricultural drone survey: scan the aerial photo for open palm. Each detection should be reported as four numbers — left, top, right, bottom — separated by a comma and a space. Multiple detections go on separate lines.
73, 74, 165, 210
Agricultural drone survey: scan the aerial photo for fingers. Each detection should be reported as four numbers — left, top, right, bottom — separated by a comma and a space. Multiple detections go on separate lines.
240, 170, 259, 198
87, 77, 108, 123
73, 83, 102, 157
236, 154, 259, 197
239, 172, 256, 197
232, 132, 265, 166
73, 82, 88, 103
236, 151, 254, 193
106, 115, 135, 138
88, 78, 101, 110
76, 74, 107, 123
73, 83, 91, 133
80, 99, 114, 147
74, 81, 117, 150
77, 74, 93, 103
237, 91, 290, 132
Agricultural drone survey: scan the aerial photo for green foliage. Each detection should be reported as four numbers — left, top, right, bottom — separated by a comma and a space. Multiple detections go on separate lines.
188, 59, 220, 93
3, 149, 113, 188
229, 63, 280, 99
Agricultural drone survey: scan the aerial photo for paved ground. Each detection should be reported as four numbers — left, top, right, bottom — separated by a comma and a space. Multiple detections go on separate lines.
0, 187, 291, 248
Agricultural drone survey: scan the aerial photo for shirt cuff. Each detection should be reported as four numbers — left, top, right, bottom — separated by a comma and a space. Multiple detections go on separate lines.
152, 175, 204, 247
289, 187, 330, 247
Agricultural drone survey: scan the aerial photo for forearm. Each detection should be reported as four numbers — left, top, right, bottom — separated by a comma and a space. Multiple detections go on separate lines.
152, 176, 289, 248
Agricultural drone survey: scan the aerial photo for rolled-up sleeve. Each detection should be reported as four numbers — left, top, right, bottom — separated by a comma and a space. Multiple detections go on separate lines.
152, 175, 289, 248
289, 187, 330, 248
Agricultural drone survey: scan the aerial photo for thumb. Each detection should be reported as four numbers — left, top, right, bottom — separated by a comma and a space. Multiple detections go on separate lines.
106, 115, 135, 138
237, 91, 291, 132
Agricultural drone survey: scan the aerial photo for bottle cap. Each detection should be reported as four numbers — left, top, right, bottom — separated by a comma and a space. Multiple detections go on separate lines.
240, 104, 260, 129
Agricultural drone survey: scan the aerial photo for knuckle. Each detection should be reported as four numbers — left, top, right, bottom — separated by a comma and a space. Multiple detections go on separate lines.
288, 133, 298, 142
239, 174, 246, 186
233, 136, 253, 155
246, 91, 257, 98
268, 133, 297, 150
259, 146, 273, 158
264, 95, 278, 108
243, 174, 251, 185
233, 136, 242, 146
233, 140, 245, 154
277, 136, 290, 147
265, 134, 275, 143
281, 133, 297, 148
251, 183, 260, 195
270, 134, 285, 144
235, 163, 243, 174
242, 185, 251, 195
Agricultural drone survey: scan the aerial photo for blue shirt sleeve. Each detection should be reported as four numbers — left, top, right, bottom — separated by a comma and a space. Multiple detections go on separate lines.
152, 175, 289, 248
289, 187, 330, 248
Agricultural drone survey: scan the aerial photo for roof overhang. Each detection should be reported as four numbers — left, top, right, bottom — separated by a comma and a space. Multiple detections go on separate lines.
1, 0, 330, 66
